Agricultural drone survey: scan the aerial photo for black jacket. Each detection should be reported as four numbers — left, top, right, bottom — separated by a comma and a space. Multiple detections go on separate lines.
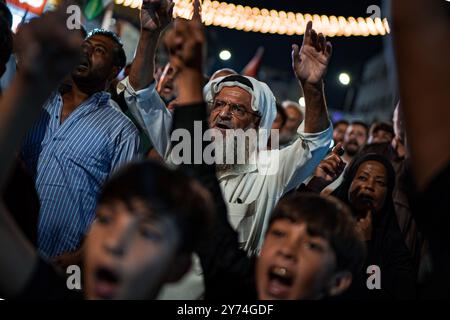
332, 153, 416, 299
173, 103, 257, 300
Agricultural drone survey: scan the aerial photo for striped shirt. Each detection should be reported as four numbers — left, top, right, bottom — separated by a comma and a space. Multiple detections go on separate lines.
21, 91, 140, 259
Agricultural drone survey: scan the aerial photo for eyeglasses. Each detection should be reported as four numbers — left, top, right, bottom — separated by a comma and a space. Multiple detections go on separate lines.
208, 99, 261, 119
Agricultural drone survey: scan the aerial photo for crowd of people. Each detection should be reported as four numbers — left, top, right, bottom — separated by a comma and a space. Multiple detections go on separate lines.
0, 0, 448, 300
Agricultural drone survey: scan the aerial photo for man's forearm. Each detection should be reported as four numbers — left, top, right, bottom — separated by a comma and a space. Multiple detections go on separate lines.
302, 80, 329, 133
0, 75, 52, 187
176, 69, 204, 105
129, 31, 160, 91
392, 0, 450, 189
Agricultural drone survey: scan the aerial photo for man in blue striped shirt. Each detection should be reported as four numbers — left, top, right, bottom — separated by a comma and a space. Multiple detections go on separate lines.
21, 29, 140, 259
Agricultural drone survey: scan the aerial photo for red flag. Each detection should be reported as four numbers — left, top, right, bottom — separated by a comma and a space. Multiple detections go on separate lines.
242, 46, 264, 78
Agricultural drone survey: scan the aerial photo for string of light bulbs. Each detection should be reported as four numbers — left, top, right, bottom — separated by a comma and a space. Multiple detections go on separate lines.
114, 0, 390, 37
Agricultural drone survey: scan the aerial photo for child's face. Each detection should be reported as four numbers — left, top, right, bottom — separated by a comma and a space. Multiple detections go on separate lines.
256, 220, 337, 300
83, 199, 179, 299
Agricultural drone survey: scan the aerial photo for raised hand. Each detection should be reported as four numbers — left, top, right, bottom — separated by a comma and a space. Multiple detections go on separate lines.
355, 210, 373, 241
313, 143, 345, 182
15, 7, 83, 88
140, 0, 174, 33
307, 143, 345, 192
292, 21, 332, 85
163, 0, 205, 105
164, 0, 205, 72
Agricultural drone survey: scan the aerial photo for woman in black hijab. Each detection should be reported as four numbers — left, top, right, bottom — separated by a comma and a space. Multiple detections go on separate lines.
332, 153, 416, 299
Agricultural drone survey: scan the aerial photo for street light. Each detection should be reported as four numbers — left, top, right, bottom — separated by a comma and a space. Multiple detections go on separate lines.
339, 72, 351, 86
219, 50, 232, 61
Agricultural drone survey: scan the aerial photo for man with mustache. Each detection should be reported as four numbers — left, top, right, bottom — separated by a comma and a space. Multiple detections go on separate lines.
19, 25, 141, 258
343, 121, 369, 163
321, 121, 368, 195
123, 0, 333, 256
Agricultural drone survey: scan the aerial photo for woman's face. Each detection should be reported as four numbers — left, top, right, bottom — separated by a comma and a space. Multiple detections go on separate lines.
348, 160, 388, 214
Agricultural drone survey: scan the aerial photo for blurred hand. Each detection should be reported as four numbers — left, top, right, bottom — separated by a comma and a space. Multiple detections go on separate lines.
15, 8, 83, 89
140, 0, 174, 33
355, 210, 373, 241
292, 21, 332, 85
306, 143, 345, 193
313, 143, 346, 182
164, 0, 205, 72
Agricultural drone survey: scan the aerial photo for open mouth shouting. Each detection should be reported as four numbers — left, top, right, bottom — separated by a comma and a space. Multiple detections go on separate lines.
76, 56, 91, 72
357, 192, 375, 208
92, 265, 121, 299
213, 121, 233, 133
266, 265, 295, 299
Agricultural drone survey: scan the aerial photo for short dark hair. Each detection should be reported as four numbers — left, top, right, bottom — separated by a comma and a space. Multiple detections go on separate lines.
369, 121, 395, 138
0, 16, 12, 76
269, 193, 366, 276
350, 121, 369, 136
333, 119, 349, 128
98, 160, 213, 253
86, 29, 126, 70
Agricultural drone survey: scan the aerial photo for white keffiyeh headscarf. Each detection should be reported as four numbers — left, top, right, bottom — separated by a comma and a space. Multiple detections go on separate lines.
203, 75, 277, 145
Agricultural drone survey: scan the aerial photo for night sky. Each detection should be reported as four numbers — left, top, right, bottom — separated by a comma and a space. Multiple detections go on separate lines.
205, 0, 385, 108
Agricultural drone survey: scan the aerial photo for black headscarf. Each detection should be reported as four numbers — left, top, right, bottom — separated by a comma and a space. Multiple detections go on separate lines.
332, 153, 416, 299
333, 153, 397, 243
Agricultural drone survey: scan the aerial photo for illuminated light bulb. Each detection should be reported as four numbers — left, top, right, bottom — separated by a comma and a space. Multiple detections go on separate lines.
366, 18, 377, 35
278, 25, 287, 35
374, 17, 385, 35
339, 73, 351, 85
269, 22, 278, 34
244, 19, 255, 31
338, 16, 347, 28
358, 18, 369, 36
383, 18, 390, 34
347, 17, 359, 36
344, 24, 353, 37
219, 50, 232, 61
296, 13, 304, 24
320, 15, 330, 34
286, 26, 295, 36
254, 18, 263, 28
130, 1, 138, 8
116, 0, 390, 37
304, 14, 313, 23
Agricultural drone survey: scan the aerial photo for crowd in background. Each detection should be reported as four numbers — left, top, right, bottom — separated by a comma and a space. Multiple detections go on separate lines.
0, 0, 449, 300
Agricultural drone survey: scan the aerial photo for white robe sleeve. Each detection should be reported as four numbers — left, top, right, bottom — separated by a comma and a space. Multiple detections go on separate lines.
117, 77, 173, 158
277, 122, 333, 194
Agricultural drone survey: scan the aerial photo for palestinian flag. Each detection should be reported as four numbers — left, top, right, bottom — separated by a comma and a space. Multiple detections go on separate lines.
84, 0, 113, 20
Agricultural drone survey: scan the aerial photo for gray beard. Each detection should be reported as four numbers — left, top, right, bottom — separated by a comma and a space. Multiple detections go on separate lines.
215, 136, 254, 174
